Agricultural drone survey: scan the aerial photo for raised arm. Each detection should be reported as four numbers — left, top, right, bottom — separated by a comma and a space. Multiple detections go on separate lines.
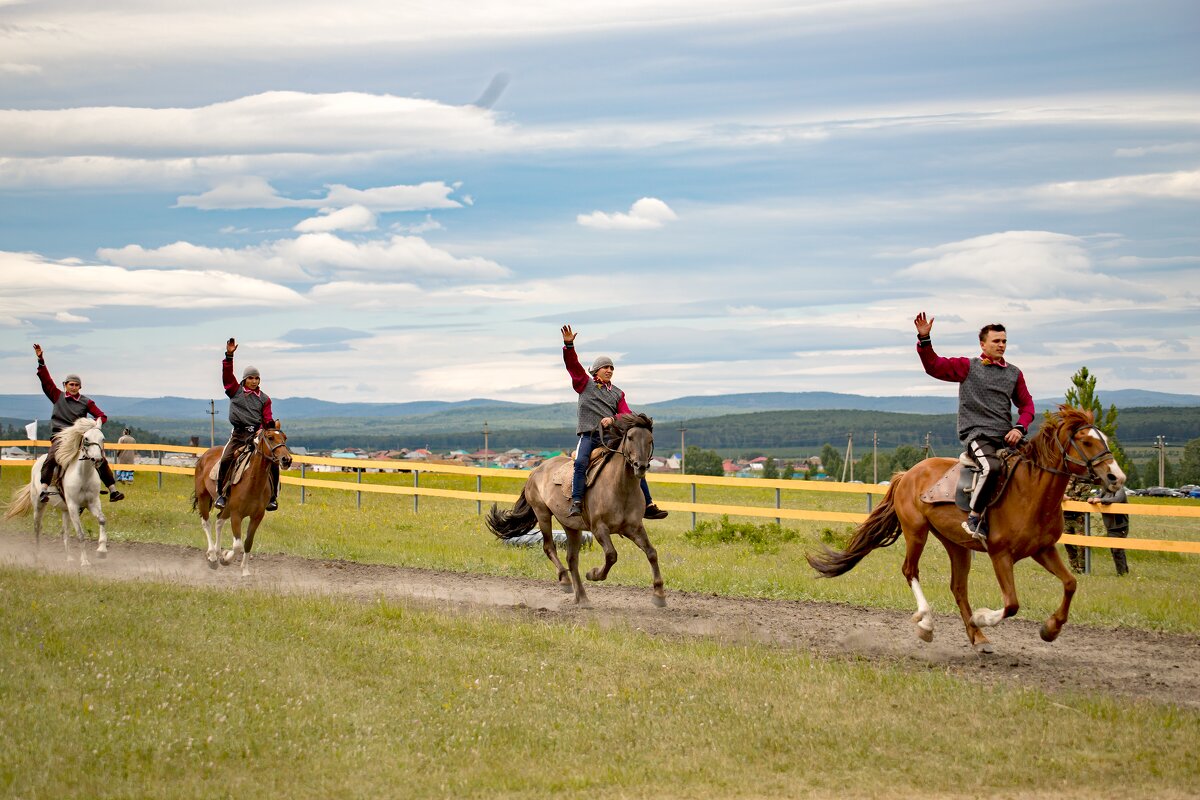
34, 343, 61, 402
913, 313, 970, 383
561, 325, 589, 393
222, 338, 239, 397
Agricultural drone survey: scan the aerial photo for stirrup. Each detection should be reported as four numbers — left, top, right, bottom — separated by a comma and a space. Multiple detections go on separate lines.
962, 512, 988, 542
567, 499, 583, 517
265, 498, 278, 511
214, 494, 228, 509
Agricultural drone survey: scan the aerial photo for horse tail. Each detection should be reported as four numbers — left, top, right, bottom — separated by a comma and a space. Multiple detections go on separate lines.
485, 488, 538, 540
807, 475, 905, 577
191, 491, 198, 512
3, 484, 33, 520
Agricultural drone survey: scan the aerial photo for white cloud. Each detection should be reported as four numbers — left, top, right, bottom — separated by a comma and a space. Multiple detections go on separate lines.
97, 232, 509, 282
294, 205, 378, 233
177, 177, 463, 212
1114, 142, 1200, 158
578, 197, 678, 230
0, 63, 41, 75
0, 250, 308, 327
1030, 169, 1200, 205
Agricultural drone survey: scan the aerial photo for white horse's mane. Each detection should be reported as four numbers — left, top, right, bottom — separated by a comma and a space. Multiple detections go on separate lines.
54, 418, 104, 469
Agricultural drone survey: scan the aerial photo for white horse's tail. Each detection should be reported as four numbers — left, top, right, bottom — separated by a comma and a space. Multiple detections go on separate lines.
3, 484, 32, 520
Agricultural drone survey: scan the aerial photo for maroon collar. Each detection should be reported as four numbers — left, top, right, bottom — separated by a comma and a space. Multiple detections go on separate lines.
241, 386, 262, 397
979, 353, 1007, 367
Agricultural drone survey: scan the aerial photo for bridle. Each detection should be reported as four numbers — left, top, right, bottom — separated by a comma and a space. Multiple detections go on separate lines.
80, 434, 105, 465
594, 423, 653, 474
1021, 423, 1114, 481
256, 429, 290, 465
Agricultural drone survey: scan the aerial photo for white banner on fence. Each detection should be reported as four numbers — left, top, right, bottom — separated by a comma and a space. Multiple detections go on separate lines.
25, 420, 37, 440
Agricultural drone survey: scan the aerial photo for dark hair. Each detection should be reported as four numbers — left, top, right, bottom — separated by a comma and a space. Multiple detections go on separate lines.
978, 323, 1006, 342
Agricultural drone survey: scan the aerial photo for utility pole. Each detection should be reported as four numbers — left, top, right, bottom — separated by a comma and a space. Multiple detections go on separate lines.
872, 430, 878, 484
679, 426, 687, 474
482, 421, 490, 468
841, 432, 854, 482
206, 400, 216, 448
923, 432, 935, 459
1155, 435, 1167, 486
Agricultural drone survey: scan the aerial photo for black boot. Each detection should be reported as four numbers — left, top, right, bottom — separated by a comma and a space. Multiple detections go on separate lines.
265, 497, 278, 511
567, 498, 583, 517
643, 503, 668, 520
108, 488, 124, 502
214, 494, 228, 510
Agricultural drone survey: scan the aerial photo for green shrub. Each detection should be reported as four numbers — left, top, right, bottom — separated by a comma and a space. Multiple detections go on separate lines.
684, 515, 798, 553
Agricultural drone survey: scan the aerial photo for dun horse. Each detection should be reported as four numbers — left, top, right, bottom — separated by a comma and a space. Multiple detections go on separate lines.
4, 418, 109, 566
486, 413, 666, 607
808, 406, 1125, 652
192, 424, 292, 576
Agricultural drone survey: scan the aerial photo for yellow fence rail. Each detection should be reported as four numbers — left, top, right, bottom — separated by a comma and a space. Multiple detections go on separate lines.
4, 440, 1198, 560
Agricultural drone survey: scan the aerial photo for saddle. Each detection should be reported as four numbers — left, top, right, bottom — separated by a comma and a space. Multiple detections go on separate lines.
551, 449, 616, 498
919, 451, 1014, 511
208, 443, 256, 489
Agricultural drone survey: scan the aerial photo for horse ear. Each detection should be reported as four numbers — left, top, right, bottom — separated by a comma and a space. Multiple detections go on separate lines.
273, 419, 281, 429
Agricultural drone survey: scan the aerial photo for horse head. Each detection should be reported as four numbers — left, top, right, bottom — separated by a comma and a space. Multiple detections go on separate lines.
1043, 405, 1126, 490
55, 418, 105, 469
611, 413, 654, 479
80, 426, 106, 464
258, 423, 293, 470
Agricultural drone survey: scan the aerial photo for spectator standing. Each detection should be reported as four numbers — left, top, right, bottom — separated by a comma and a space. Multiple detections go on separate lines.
1062, 477, 1092, 573
115, 428, 137, 483
1089, 486, 1131, 576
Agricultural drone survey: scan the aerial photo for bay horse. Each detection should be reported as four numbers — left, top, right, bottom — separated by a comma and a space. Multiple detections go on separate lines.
486, 413, 666, 607
807, 406, 1125, 653
192, 424, 292, 576
4, 418, 109, 566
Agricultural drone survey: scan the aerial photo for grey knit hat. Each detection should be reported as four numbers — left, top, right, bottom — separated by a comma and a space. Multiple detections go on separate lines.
589, 356, 614, 374
63, 373, 82, 385
242, 366, 261, 380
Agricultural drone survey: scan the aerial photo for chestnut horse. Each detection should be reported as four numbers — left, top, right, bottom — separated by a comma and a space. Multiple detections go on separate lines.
192, 424, 292, 576
485, 413, 666, 608
808, 406, 1125, 653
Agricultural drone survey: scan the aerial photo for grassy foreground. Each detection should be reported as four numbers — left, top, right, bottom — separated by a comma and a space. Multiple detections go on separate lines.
2, 467, 1198, 635
1, 569, 1197, 800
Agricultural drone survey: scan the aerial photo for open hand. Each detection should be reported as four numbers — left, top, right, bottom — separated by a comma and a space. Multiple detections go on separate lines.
561, 325, 577, 345
914, 312, 933, 337
33, 343, 43, 360
226, 337, 238, 357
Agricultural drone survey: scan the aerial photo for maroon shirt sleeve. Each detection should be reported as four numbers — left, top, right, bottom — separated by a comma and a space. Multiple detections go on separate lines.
563, 346, 589, 394
37, 364, 61, 403
1013, 371, 1035, 430
261, 397, 274, 426
85, 399, 108, 424
222, 357, 238, 398
616, 392, 632, 416
917, 341, 970, 383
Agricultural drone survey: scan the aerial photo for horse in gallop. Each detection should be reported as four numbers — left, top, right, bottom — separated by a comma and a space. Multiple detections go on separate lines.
4, 418, 109, 566
808, 406, 1125, 653
192, 424, 292, 576
486, 413, 666, 607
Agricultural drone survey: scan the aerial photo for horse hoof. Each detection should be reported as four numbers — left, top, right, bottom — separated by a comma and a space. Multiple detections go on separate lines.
916, 626, 933, 643
974, 641, 995, 654
651, 594, 667, 608
559, 582, 573, 594
220, 550, 234, 565
1039, 624, 1059, 643
207, 557, 219, 570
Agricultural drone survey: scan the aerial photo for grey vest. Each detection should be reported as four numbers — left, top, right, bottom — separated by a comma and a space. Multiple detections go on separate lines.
576, 380, 623, 436
228, 388, 269, 431
51, 393, 92, 434
958, 358, 1021, 444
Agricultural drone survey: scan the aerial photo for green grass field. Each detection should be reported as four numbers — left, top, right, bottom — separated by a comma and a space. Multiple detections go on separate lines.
2, 569, 1198, 799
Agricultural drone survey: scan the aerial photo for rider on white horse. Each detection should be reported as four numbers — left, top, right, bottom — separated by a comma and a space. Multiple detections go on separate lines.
33, 344, 124, 504
213, 337, 279, 511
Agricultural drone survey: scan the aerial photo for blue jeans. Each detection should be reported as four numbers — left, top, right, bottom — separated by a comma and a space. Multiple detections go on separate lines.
572, 432, 652, 505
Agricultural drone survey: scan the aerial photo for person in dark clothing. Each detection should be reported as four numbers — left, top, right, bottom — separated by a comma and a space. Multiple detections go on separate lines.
1062, 477, 1093, 573
33, 344, 124, 504
914, 313, 1035, 542
561, 325, 666, 521
1089, 486, 1131, 575
213, 338, 278, 511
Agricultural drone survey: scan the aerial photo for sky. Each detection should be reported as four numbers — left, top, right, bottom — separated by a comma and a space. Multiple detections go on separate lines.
1, 0, 1198, 407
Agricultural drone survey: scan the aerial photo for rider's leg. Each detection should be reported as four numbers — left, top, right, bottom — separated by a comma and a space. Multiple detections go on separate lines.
641, 477, 668, 519
38, 439, 61, 502
964, 437, 1002, 539
568, 434, 596, 516
266, 463, 280, 511
97, 457, 123, 502
213, 438, 238, 509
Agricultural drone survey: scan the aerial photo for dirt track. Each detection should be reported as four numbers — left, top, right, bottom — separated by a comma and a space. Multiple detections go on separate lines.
2, 532, 1198, 709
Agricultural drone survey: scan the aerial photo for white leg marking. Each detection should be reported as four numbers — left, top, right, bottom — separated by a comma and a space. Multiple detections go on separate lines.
909, 578, 934, 632
971, 608, 1006, 628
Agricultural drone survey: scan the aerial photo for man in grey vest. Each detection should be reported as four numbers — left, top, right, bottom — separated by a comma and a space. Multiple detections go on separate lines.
914, 312, 1035, 542
1088, 486, 1131, 575
562, 325, 667, 521
33, 344, 124, 503
214, 338, 279, 511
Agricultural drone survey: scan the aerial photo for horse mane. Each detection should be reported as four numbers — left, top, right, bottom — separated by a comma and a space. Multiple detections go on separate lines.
1021, 405, 1094, 467
54, 417, 103, 468
613, 413, 653, 434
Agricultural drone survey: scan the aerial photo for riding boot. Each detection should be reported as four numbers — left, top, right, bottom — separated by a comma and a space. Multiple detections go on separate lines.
98, 459, 123, 501
214, 453, 234, 509
266, 464, 280, 511
38, 454, 57, 503
567, 497, 583, 518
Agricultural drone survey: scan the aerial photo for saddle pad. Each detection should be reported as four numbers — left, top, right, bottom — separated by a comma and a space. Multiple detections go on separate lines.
551, 451, 615, 497
208, 444, 255, 486
920, 463, 963, 505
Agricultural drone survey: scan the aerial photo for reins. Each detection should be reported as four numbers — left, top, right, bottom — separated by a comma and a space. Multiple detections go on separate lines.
592, 421, 653, 474
1013, 423, 1114, 483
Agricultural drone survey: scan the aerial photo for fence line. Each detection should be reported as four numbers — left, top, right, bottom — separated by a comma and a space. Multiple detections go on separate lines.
3, 441, 1199, 557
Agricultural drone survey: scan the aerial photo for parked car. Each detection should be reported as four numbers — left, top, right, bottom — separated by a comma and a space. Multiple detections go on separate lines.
1143, 486, 1186, 498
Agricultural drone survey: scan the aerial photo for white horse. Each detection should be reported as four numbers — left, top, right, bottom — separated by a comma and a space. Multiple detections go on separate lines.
3, 418, 109, 566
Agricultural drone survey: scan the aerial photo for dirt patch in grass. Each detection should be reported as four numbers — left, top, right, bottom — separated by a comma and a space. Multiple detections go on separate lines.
2, 531, 1197, 709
